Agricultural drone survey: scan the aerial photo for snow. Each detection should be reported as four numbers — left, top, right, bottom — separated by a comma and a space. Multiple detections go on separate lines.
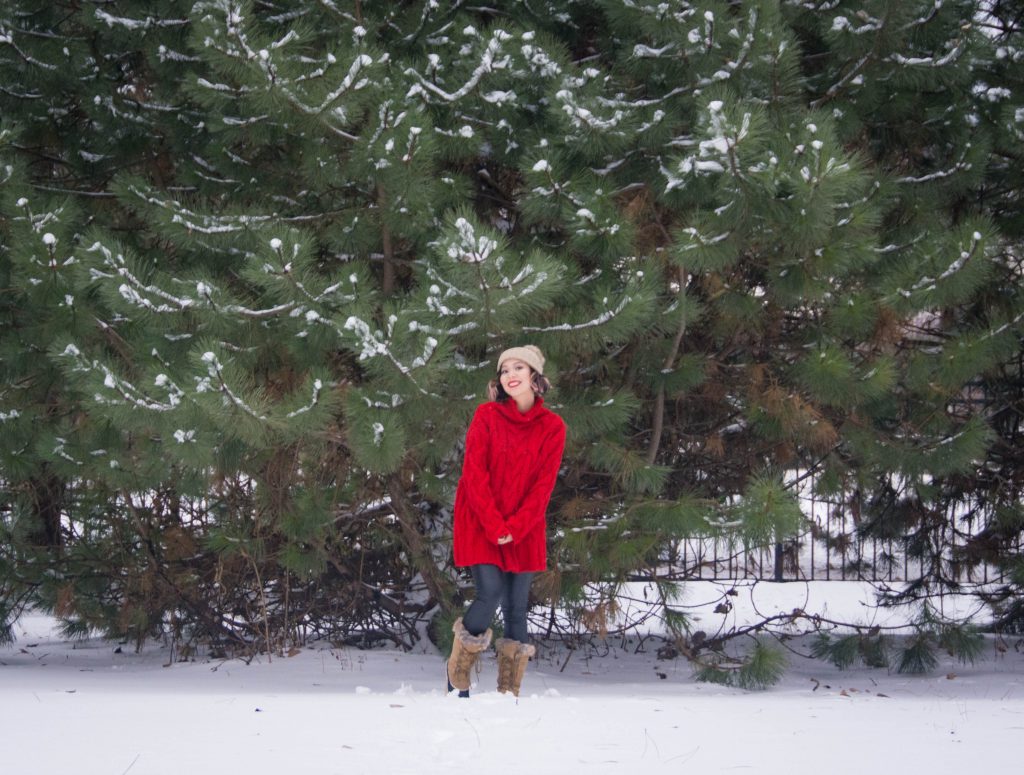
408, 31, 512, 102
633, 43, 675, 58
2, 586, 1021, 775
523, 296, 631, 332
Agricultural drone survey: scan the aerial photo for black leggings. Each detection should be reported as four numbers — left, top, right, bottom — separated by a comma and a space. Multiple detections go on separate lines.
462, 564, 534, 643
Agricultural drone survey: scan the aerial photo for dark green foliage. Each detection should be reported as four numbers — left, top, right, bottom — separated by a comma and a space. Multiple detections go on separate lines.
695, 640, 788, 691
811, 632, 889, 670
0, 0, 1022, 666
811, 615, 984, 675
811, 633, 859, 670
938, 623, 985, 667
898, 633, 941, 675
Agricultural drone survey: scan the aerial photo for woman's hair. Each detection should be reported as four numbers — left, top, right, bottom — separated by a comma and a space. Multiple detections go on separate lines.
488, 369, 551, 402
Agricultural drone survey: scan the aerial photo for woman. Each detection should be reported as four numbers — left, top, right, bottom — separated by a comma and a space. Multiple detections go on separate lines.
446, 345, 566, 698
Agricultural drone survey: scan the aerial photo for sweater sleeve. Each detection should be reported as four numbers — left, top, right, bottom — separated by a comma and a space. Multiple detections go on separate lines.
503, 418, 566, 543
459, 406, 510, 544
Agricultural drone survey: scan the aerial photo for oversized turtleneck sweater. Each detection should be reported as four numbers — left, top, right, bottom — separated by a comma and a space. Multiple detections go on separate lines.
453, 396, 566, 573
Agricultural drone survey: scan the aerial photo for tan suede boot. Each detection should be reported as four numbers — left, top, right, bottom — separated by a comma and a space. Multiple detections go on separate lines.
446, 618, 492, 697
496, 639, 536, 697
495, 638, 520, 694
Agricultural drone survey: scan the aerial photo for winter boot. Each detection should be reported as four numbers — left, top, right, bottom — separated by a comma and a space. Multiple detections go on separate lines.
446, 618, 492, 698
496, 638, 536, 697
495, 638, 520, 694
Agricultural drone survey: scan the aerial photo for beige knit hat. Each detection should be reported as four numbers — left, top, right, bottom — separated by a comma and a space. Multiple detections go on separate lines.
496, 345, 545, 375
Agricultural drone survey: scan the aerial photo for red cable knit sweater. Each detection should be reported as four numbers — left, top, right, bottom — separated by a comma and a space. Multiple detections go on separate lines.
453, 397, 566, 573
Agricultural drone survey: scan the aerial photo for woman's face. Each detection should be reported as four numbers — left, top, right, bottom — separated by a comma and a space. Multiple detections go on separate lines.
499, 359, 533, 400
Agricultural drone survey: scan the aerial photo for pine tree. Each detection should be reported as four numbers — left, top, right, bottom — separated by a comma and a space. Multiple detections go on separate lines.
936, 3, 1024, 634
0, 0, 659, 650
1, 0, 1021, 673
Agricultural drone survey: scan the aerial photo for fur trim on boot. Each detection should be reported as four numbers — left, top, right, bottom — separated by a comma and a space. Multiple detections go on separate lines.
446, 618, 492, 697
496, 639, 536, 697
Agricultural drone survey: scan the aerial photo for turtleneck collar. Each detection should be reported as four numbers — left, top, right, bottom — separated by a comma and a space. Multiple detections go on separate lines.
494, 395, 546, 423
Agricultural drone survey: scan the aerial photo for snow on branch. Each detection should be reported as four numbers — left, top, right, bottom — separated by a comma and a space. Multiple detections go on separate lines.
61, 338, 329, 429
895, 231, 984, 299
901, 2, 945, 30
200, 2, 366, 141
85, 241, 198, 313
199, 351, 266, 420
302, 315, 438, 395
424, 293, 477, 320
556, 88, 627, 134
810, 55, 870, 107
529, 165, 585, 206
571, 207, 622, 239
786, 1, 842, 10
86, 240, 302, 320
0, 28, 58, 71
633, 43, 676, 58
277, 53, 374, 116
616, 2, 698, 25
415, 275, 481, 335
831, 14, 884, 35
496, 263, 550, 305
60, 343, 185, 413
410, 318, 479, 336
719, 7, 760, 77
126, 184, 331, 231
895, 162, 972, 184
285, 379, 324, 418
523, 295, 633, 332
126, 185, 274, 233
12, 200, 69, 235
94, 10, 189, 29
978, 308, 1024, 343
410, 336, 439, 369
887, 41, 966, 68
422, 266, 476, 303
259, 240, 360, 308
677, 226, 732, 251
665, 101, 750, 185
443, 217, 501, 263
195, 78, 256, 96
405, 29, 513, 102
341, 315, 413, 371
51, 438, 83, 467
157, 45, 202, 64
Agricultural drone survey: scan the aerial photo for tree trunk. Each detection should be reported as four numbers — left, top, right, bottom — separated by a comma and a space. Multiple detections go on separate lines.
28, 468, 65, 550
646, 302, 689, 465
387, 474, 455, 614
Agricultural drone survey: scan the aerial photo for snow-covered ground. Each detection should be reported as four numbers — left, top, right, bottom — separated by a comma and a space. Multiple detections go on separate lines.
2, 582, 1022, 775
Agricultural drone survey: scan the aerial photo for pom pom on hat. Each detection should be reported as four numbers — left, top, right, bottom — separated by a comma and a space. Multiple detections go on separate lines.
497, 345, 545, 375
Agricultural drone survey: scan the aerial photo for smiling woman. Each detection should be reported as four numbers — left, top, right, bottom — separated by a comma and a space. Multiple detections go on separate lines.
445, 345, 566, 699
488, 345, 553, 408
